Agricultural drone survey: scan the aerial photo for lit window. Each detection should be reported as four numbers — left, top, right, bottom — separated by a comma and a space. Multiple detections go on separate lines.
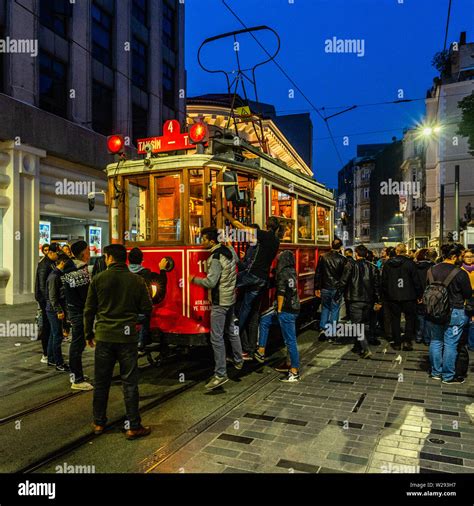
156, 174, 181, 242
317, 205, 330, 242
297, 199, 315, 241
126, 177, 151, 242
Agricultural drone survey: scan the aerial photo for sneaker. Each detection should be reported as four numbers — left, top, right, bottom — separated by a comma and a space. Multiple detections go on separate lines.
40, 355, 48, 364
63, 336, 72, 343
318, 331, 327, 342
274, 363, 291, 373
71, 382, 94, 391
241, 352, 253, 362
92, 424, 105, 435
369, 338, 381, 346
205, 375, 228, 390
56, 363, 70, 372
253, 351, 265, 364
402, 342, 413, 351
360, 350, 372, 359
226, 356, 244, 370
442, 377, 465, 385
280, 372, 301, 383
138, 349, 146, 357
47, 361, 56, 367
125, 425, 151, 440
430, 375, 442, 381
391, 343, 401, 351
415, 339, 423, 344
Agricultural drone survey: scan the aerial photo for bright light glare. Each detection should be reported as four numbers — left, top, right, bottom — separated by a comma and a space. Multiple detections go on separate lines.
422, 127, 433, 136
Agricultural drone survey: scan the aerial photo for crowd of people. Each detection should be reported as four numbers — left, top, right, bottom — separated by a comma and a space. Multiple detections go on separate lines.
315, 239, 474, 384
33, 224, 474, 440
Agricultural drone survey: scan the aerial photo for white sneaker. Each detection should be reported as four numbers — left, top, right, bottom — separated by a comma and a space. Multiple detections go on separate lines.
71, 382, 94, 391
280, 372, 301, 383
40, 355, 48, 364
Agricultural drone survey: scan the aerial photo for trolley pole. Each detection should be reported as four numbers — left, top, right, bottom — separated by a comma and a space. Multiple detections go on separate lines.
455, 165, 460, 241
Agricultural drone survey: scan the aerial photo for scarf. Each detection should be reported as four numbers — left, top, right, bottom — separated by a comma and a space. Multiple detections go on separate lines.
462, 263, 474, 273
128, 264, 144, 274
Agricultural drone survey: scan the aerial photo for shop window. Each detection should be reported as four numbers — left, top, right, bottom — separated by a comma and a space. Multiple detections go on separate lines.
317, 205, 330, 242
297, 199, 315, 241
155, 174, 181, 242
189, 170, 204, 245
126, 177, 151, 242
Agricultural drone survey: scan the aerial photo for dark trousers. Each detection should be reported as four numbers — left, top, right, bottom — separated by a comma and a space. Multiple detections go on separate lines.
347, 302, 370, 352
46, 310, 64, 366
239, 291, 263, 354
93, 341, 141, 430
40, 306, 51, 356
236, 272, 266, 335
68, 306, 86, 384
382, 303, 392, 340
387, 300, 416, 345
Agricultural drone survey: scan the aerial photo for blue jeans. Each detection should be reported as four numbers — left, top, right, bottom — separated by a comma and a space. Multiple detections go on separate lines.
137, 313, 151, 349
46, 310, 64, 366
237, 272, 267, 335
320, 288, 341, 331
258, 310, 299, 369
416, 313, 430, 344
468, 319, 474, 351
427, 308, 467, 381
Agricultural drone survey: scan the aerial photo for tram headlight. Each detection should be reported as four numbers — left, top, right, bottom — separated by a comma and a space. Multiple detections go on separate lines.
189, 122, 209, 144
107, 135, 125, 154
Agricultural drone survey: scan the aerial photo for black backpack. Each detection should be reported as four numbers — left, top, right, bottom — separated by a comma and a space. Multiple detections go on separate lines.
423, 267, 460, 324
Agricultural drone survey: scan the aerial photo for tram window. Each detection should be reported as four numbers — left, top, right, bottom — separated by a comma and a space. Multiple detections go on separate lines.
155, 174, 181, 242
126, 177, 151, 242
317, 205, 331, 242
279, 218, 294, 243
271, 189, 294, 219
189, 170, 204, 245
297, 199, 315, 241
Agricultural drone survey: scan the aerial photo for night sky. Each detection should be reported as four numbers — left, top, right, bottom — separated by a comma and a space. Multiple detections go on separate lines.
185, 0, 474, 188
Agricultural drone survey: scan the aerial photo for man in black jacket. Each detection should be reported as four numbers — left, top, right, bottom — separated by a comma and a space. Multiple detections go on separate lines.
46, 253, 70, 371
314, 238, 347, 340
35, 243, 60, 363
382, 243, 423, 351
61, 241, 93, 390
336, 245, 381, 358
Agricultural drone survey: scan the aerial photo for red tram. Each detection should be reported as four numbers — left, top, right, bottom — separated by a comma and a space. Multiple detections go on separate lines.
103, 115, 334, 351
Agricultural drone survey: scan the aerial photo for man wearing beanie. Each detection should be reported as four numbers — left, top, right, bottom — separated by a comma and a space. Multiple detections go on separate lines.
61, 240, 93, 391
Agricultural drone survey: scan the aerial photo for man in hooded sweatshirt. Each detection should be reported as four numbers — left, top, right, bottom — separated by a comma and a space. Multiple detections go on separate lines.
382, 243, 422, 351
60, 240, 93, 390
254, 250, 301, 383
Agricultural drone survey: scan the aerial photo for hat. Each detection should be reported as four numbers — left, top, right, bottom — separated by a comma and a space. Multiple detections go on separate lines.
49, 243, 60, 253
71, 240, 88, 258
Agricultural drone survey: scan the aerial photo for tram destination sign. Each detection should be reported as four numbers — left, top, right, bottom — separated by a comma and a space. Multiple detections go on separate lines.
136, 119, 207, 154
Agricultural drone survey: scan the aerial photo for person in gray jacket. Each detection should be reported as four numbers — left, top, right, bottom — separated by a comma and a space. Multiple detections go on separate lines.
190, 227, 244, 390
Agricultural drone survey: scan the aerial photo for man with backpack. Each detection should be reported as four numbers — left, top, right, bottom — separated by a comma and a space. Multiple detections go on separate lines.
424, 245, 472, 384
381, 243, 422, 351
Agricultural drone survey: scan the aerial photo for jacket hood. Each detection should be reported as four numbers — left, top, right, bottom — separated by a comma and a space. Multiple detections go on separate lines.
277, 250, 295, 273
416, 260, 433, 270
62, 258, 77, 274
386, 255, 406, 268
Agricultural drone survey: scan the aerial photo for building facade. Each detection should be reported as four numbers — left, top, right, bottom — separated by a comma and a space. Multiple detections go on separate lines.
0, 0, 185, 304
424, 33, 474, 247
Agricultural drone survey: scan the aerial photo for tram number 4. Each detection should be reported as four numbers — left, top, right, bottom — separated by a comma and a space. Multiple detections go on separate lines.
197, 260, 207, 273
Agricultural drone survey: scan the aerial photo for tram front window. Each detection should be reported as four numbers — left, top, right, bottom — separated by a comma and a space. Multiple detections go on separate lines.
156, 174, 181, 242
189, 170, 204, 244
298, 199, 315, 241
126, 177, 151, 242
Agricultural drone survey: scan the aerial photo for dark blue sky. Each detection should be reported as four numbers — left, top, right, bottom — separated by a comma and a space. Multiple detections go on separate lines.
185, 0, 474, 188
